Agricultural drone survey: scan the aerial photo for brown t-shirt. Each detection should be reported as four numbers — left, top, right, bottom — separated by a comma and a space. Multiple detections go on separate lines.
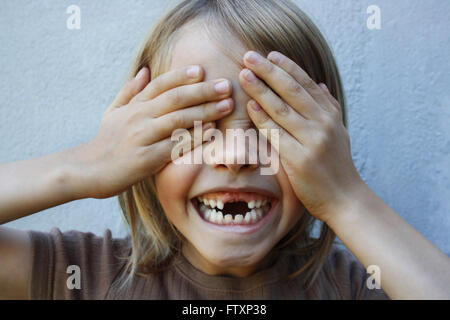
27, 228, 390, 300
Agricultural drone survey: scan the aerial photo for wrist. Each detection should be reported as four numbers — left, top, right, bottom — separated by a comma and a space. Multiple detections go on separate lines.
323, 177, 374, 230
56, 142, 94, 201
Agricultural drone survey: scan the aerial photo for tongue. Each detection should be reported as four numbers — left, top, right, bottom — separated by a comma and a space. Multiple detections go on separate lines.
222, 201, 249, 216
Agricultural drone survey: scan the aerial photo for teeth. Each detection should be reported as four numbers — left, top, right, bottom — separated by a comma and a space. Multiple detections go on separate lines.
251, 209, 257, 223
199, 204, 207, 213
234, 214, 243, 223
244, 212, 251, 224
210, 209, 217, 223
203, 207, 269, 225
198, 196, 272, 225
216, 211, 223, 224
256, 208, 263, 219
205, 209, 211, 219
199, 197, 270, 209
224, 214, 233, 224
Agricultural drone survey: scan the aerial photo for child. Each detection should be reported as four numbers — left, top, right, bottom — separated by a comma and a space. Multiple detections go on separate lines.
0, 0, 449, 299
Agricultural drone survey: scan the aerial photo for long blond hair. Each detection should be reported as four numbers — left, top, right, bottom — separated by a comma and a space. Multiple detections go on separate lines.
116, 0, 346, 290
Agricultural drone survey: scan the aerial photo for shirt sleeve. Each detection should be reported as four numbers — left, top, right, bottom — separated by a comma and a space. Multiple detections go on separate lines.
27, 227, 129, 300
325, 244, 390, 300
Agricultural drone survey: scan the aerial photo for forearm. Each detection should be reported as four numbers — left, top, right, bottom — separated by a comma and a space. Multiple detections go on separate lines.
0, 146, 84, 224
327, 181, 450, 299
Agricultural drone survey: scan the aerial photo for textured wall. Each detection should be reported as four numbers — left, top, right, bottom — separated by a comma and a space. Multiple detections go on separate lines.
1, 1, 449, 254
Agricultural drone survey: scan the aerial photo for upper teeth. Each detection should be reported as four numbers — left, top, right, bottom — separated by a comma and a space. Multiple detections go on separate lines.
197, 196, 271, 225
198, 197, 267, 209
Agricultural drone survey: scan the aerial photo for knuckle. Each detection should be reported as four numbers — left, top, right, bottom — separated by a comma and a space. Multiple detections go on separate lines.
313, 130, 330, 155
203, 81, 213, 98
329, 93, 340, 107
207, 101, 221, 114
277, 127, 288, 141
257, 113, 272, 129
169, 87, 183, 106
286, 80, 304, 97
262, 60, 275, 73
274, 102, 290, 117
296, 148, 315, 172
255, 81, 267, 95
126, 106, 143, 124
130, 126, 144, 143
170, 112, 185, 128
321, 114, 335, 133
147, 78, 160, 96
126, 118, 147, 143
329, 105, 341, 121
197, 103, 213, 119
302, 76, 316, 90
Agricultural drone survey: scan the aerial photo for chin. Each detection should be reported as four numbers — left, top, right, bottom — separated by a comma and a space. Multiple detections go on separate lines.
198, 241, 274, 268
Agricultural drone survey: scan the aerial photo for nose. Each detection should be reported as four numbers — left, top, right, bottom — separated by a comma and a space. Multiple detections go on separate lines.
218, 162, 259, 175
210, 128, 260, 174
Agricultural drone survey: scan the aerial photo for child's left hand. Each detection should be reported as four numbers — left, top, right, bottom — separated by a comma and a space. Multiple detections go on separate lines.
239, 51, 364, 223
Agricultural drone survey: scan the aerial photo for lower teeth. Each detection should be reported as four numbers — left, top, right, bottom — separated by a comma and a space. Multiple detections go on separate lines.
199, 203, 270, 225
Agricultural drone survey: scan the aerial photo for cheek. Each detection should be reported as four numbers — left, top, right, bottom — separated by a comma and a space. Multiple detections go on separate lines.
154, 161, 201, 222
275, 164, 305, 222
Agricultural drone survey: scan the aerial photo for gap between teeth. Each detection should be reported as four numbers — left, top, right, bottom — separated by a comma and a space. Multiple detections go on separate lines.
198, 197, 268, 210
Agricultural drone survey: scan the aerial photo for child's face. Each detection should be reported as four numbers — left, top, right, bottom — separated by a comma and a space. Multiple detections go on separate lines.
153, 22, 306, 277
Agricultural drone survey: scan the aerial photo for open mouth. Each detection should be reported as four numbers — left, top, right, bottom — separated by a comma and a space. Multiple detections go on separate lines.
192, 192, 275, 226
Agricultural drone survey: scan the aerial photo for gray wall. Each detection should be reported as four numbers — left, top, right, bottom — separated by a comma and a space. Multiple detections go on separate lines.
1, 1, 449, 254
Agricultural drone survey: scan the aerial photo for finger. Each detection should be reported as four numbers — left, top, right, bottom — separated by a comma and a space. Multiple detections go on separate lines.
146, 98, 234, 144
147, 78, 233, 118
267, 51, 336, 114
318, 83, 343, 116
132, 65, 204, 102
111, 67, 150, 108
175, 122, 216, 156
142, 121, 216, 172
246, 99, 306, 158
239, 69, 310, 143
242, 51, 324, 121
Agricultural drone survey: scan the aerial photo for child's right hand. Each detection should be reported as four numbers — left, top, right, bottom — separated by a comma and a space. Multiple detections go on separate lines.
69, 66, 234, 199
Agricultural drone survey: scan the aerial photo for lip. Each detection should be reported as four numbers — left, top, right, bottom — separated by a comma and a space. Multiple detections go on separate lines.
189, 197, 280, 236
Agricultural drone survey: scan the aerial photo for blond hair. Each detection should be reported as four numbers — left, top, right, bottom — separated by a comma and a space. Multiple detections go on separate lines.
116, 0, 346, 290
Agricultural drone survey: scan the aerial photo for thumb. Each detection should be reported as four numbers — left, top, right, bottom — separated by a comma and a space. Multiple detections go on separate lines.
111, 67, 150, 108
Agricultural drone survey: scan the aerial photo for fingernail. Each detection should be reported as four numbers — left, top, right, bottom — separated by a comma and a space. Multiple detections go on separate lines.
135, 68, 146, 80
214, 80, 230, 94
319, 83, 329, 93
187, 66, 201, 78
245, 51, 262, 64
216, 99, 232, 112
249, 100, 261, 111
202, 121, 215, 130
268, 52, 281, 65
244, 69, 256, 82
